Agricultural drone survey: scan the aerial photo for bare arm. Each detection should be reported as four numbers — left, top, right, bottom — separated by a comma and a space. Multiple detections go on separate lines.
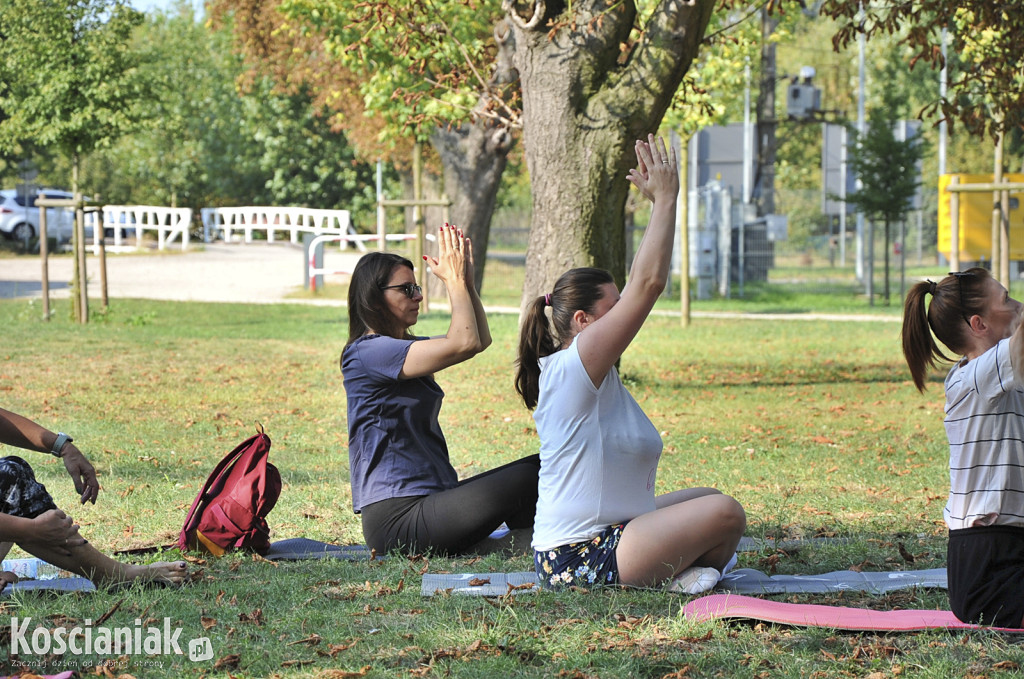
576, 135, 680, 386
400, 224, 489, 378
0, 407, 99, 505
1010, 315, 1024, 383
0, 510, 83, 553
464, 235, 492, 350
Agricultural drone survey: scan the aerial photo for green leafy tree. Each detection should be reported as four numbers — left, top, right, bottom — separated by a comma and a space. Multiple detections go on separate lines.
208, 0, 515, 291
0, 0, 145, 191
75, 5, 387, 228
844, 111, 925, 305
0, 0, 145, 320
824, 1, 1024, 140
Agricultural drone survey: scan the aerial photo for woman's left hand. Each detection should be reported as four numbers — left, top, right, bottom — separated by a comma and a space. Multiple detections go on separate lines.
627, 134, 679, 203
62, 444, 99, 505
425, 223, 469, 286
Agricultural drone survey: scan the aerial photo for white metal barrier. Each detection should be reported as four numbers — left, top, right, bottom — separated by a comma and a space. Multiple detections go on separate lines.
200, 206, 356, 247
84, 205, 192, 252
306, 232, 435, 292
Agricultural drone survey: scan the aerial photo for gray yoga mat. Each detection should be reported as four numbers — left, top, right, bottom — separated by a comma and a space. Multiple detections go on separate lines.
421, 567, 948, 597
263, 537, 377, 561
0, 577, 96, 596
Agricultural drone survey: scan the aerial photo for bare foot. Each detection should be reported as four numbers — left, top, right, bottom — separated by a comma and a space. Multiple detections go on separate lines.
109, 561, 189, 589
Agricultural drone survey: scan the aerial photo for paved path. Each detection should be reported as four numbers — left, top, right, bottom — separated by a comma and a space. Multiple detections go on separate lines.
0, 242, 360, 305
0, 243, 902, 322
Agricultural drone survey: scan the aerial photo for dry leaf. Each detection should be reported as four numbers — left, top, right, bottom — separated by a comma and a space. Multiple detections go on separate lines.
287, 633, 323, 646
239, 608, 265, 626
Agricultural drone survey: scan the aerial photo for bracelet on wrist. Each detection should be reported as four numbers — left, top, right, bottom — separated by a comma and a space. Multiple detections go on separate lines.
50, 432, 73, 458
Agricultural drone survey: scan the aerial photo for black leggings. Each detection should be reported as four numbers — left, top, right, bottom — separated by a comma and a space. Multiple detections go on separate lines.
360, 454, 540, 555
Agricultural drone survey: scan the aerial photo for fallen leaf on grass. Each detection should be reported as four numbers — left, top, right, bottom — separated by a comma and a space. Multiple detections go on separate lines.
848, 560, 879, 573
758, 553, 782, 574
282, 658, 316, 667
214, 653, 241, 670
660, 666, 694, 678
95, 599, 124, 626
201, 616, 217, 630
239, 608, 264, 625
557, 670, 597, 679
897, 542, 916, 563
320, 640, 357, 657
287, 633, 323, 646
317, 666, 371, 678
507, 581, 535, 593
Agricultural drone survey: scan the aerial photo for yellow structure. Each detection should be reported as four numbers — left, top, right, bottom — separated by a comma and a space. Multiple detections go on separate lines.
938, 173, 1024, 262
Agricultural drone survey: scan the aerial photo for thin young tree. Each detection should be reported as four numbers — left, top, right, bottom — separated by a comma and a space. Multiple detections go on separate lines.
0, 0, 146, 321
844, 111, 925, 305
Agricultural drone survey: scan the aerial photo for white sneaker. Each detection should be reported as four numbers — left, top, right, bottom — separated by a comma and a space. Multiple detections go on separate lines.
667, 566, 721, 594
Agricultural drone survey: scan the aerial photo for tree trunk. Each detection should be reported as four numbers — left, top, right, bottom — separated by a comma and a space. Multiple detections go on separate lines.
883, 217, 890, 306
505, 0, 715, 311
431, 120, 513, 293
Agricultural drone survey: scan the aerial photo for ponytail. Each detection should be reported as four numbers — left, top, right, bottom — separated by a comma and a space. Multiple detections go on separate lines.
515, 296, 557, 409
515, 267, 615, 409
900, 267, 990, 391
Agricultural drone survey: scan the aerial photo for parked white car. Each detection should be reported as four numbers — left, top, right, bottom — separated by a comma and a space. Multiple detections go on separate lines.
0, 189, 131, 243
0, 188, 77, 242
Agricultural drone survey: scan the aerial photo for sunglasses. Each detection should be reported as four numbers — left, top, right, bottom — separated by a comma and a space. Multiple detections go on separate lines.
380, 283, 422, 299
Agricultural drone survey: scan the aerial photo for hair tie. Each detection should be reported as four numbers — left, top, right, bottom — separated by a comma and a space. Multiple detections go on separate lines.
543, 293, 552, 307
927, 280, 937, 295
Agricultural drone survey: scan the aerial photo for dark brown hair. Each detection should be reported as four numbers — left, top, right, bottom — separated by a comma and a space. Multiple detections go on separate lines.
901, 267, 991, 391
515, 267, 615, 409
345, 252, 415, 347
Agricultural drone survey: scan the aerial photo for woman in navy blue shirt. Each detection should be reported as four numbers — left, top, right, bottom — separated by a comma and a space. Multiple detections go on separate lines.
342, 224, 539, 555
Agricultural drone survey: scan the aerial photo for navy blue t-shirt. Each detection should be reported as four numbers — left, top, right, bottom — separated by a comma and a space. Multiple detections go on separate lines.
342, 334, 458, 513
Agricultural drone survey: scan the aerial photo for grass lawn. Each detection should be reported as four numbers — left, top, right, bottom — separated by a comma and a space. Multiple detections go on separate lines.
0, 296, 1022, 677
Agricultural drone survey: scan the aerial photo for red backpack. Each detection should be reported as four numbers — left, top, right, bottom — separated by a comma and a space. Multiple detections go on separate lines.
179, 424, 282, 556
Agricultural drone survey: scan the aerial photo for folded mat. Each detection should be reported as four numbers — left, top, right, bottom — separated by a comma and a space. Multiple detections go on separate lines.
682, 593, 1024, 632
263, 537, 376, 561
422, 568, 947, 597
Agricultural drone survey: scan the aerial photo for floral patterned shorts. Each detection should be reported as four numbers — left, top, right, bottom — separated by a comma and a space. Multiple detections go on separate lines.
534, 523, 626, 589
0, 456, 58, 519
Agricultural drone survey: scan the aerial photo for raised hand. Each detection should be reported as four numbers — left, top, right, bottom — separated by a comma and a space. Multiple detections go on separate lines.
627, 134, 679, 203
424, 223, 469, 286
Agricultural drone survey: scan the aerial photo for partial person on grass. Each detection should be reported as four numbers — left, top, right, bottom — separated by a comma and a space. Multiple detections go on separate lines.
902, 268, 1024, 627
341, 226, 540, 556
0, 407, 188, 592
515, 135, 746, 593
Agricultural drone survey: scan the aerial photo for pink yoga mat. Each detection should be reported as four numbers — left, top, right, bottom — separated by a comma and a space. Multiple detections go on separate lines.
683, 594, 1024, 632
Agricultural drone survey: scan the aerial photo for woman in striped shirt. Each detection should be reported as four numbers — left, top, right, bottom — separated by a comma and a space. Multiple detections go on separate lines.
903, 267, 1024, 626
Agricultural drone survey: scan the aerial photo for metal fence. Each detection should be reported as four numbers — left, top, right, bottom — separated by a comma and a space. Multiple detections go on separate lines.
480, 186, 943, 305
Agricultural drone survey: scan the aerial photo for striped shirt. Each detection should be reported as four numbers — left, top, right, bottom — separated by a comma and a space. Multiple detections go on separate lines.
944, 338, 1024, 529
